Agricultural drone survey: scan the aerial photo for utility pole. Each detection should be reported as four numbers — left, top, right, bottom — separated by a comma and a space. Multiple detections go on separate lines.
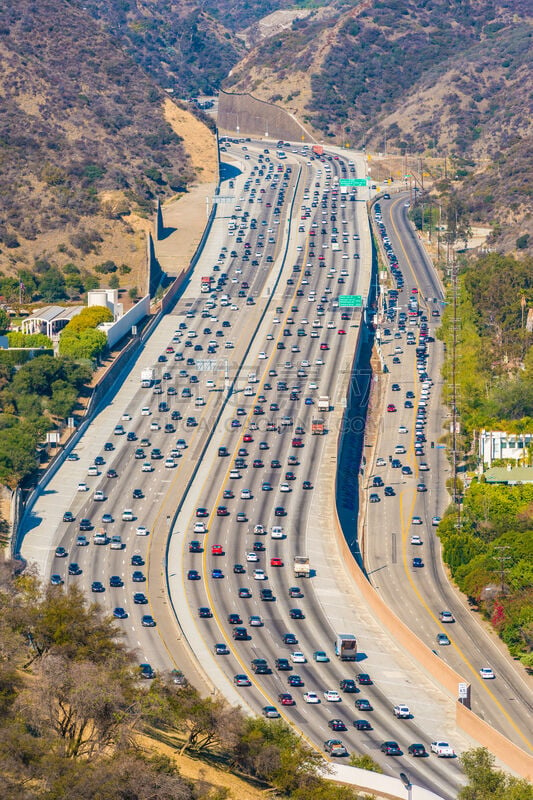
450, 261, 462, 527
493, 546, 511, 594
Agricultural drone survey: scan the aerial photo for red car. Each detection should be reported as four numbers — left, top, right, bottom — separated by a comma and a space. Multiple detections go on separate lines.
211, 545, 224, 556
217, 506, 229, 516
196, 507, 209, 518
270, 557, 284, 567
320, 343, 329, 350
278, 692, 295, 706
387, 404, 397, 412
338, 329, 346, 335
243, 434, 253, 443
292, 438, 303, 448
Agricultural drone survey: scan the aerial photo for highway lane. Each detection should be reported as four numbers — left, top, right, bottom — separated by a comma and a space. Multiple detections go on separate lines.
364, 193, 533, 753
169, 150, 464, 796
27, 144, 466, 796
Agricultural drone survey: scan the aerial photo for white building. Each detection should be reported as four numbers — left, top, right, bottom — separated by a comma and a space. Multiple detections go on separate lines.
479, 429, 533, 467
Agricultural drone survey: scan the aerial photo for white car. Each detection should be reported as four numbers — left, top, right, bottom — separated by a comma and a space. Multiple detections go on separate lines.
87, 466, 99, 476
249, 615, 263, 627
253, 569, 267, 581
121, 413, 132, 421
193, 522, 207, 534
254, 524, 265, 534
304, 692, 320, 704
241, 489, 252, 499
150, 421, 160, 431
141, 407, 151, 416
480, 667, 495, 680
419, 463, 430, 471
431, 741, 455, 758
432, 516, 441, 526
308, 382, 318, 390
141, 462, 153, 472
412, 516, 423, 525
279, 483, 291, 493
291, 651, 306, 663
266, 333, 274, 340
411, 535, 422, 545
206, 380, 215, 388
398, 425, 408, 434
440, 610, 455, 623
376, 457, 386, 467
246, 552, 259, 562
324, 690, 341, 702
93, 490, 105, 502
271, 526, 284, 539
135, 526, 149, 536
258, 352, 268, 359
164, 458, 175, 468
77, 482, 88, 492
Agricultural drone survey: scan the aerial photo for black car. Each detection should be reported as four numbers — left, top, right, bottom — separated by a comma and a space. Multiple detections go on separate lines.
91, 581, 105, 593
233, 563, 246, 574
340, 679, 358, 693
289, 608, 305, 619
62, 511, 74, 523
354, 719, 372, 731
55, 546, 68, 558
282, 632, 297, 645
260, 588, 275, 601
381, 741, 402, 756
232, 627, 248, 640
132, 571, 145, 582
139, 663, 155, 679
408, 743, 427, 757
68, 562, 81, 575
288, 674, 303, 686
214, 643, 229, 655
188, 570, 200, 580
275, 657, 292, 670
131, 554, 144, 566
328, 719, 347, 731
384, 486, 395, 496
355, 699, 373, 711
79, 518, 92, 531
357, 673, 372, 685
133, 592, 148, 604
104, 442, 114, 451
289, 587, 303, 598
109, 575, 123, 588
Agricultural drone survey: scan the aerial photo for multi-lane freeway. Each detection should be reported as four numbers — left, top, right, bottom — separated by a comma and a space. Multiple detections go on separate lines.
20, 140, 532, 797
366, 194, 533, 753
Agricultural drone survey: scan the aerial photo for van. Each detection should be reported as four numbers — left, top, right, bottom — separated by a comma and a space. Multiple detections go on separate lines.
93, 530, 107, 545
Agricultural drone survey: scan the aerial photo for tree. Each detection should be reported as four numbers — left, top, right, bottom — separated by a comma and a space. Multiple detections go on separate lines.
459, 747, 533, 800
59, 328, 107, 359
63, 306, 113, 333
0, 308, 10, 332
348, 753, 383, 772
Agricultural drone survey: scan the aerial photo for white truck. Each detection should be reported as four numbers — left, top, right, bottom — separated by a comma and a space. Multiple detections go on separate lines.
334, 634, 357, 661
141, 368, 155, 388
393, 704, 411, 718
317, 395, 330, 412
293, 556, 310, 578
431, 741, 455, 758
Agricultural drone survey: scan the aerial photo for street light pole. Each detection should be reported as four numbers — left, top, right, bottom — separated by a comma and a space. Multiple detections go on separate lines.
400, 772, 412, 800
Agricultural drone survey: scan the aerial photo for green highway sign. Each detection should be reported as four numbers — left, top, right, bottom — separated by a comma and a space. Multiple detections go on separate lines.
339, 295, 363, 308
340, 178, 367, 187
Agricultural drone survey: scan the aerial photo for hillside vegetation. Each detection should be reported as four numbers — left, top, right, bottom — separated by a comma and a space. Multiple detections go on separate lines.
224, 0, 533, 251
0, 0, 202, 286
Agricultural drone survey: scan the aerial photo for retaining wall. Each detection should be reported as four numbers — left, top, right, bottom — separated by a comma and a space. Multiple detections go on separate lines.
218, 89, 314, 143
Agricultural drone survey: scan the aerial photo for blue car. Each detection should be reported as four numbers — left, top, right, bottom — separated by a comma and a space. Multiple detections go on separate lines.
212, 569, 224, 579
113, 607, 128, 619
305, 397, 314, 405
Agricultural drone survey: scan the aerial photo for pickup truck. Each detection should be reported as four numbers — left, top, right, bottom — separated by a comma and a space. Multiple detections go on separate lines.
324, 739, 348, 757
431, 741, 455, 758
393, 704, 411, 718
